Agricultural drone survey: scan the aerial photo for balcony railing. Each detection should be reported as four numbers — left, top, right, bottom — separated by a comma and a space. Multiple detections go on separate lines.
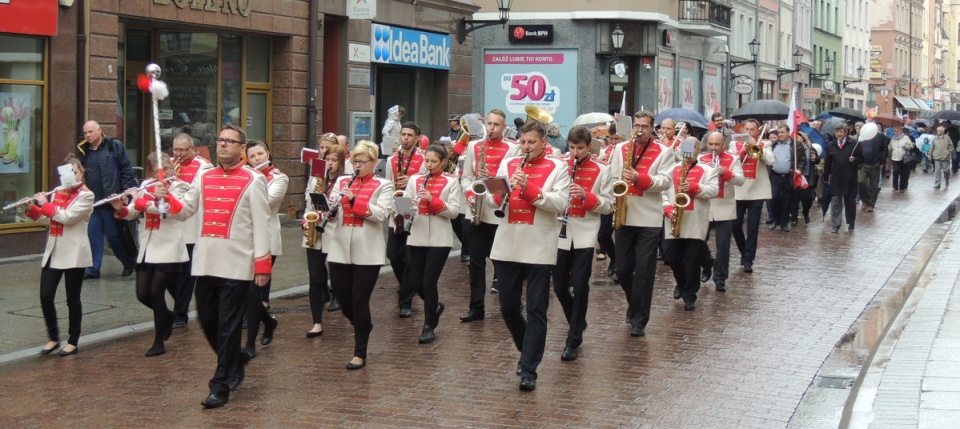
679, 0, 732, 29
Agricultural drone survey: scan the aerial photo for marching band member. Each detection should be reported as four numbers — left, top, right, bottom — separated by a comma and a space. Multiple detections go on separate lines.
597, 125, 621, 279
403, 144, 463, 344
111, 152, 198, 357
609, 111, 675, 338
386, 122, 426, 318
192, 125, 273, 408
171, 133, 212, 328
662, 138, 718, 311
459, 109, 520, 322
658, 118, 677, 148
242, 140, 287, 358
27, 155, 94, 357
729, 119, 775, 274
553, 126, 613, 361
491, 121, 570, 391
327, 141, 393, 370
304, 144, 347, 337
697, 131, 745, 293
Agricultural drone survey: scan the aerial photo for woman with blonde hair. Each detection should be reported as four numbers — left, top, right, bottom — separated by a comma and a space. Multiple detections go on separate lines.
327, 140, 393, 369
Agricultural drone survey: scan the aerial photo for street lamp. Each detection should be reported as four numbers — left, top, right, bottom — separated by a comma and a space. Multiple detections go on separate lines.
810, 56, 834, 79
457, 0, 512, 44
730, 38, 760, 70
842, 66, 866, 88
776, 49, 803, 79
868, 70, 889, 91
599, 25, 627, 75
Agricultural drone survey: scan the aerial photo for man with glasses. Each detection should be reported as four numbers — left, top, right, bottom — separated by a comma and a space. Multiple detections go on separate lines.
711, 112, 732, 144
171, 133, 212, 327
192, 125, 272, 409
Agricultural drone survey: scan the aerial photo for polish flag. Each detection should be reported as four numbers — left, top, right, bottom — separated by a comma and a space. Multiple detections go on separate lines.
619, 91, 627, 116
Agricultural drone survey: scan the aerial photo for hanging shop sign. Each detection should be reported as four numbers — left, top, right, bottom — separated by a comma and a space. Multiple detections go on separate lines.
153, 0, 253, 18
0, 0, 58, 36
347, 0, 376, 20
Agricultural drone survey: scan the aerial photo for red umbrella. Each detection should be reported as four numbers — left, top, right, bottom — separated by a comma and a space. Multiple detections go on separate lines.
872, 113, 905, 128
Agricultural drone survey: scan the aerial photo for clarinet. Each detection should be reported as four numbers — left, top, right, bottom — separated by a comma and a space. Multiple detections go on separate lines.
317, 171, 359, 233
403, 172, 430, 236
558, 157, 584, 239
495, 153, 529, 218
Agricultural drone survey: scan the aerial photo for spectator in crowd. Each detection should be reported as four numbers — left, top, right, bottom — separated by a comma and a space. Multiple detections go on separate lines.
932, 126, 952, 190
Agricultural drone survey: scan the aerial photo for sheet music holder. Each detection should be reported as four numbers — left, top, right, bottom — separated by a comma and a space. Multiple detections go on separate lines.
482, 176, 512, 195
731, 133, 756, 144
308, 193, 330, 212
301, 147, 320, 164
381, 136, 398, 156
393, 196, 417, 218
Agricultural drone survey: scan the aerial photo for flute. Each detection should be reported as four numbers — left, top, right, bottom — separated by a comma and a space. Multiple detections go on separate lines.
91, 176, 175, 208
2, 184, 80, 211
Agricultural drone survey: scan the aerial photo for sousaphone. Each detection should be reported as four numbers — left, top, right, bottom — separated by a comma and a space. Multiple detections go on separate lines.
524, 105, 553, 126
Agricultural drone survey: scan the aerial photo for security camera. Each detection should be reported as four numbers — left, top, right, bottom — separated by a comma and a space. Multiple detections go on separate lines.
644, 63, 652, 70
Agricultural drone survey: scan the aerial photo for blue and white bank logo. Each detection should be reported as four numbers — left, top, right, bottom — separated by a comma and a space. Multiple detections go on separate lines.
370, 24, 451, 70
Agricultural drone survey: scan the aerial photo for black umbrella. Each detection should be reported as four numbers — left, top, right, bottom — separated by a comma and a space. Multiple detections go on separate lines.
825, 107, 866, 122
731, 99, 790, 121
819, 117, 848, 137
932, 110, 960, 121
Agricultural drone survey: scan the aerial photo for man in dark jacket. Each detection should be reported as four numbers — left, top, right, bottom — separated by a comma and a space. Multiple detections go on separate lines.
856, 124, 889, 212
824, 124, 863, 233
76, 120, 138, 278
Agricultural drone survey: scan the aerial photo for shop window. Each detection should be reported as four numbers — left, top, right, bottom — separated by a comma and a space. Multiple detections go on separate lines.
0, 35, 46, 230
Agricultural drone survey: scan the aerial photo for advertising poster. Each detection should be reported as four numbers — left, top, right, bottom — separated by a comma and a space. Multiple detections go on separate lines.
483, 49, 578, 135
0, 93, 31, 174
657, 55, 675, 113
679, 57, 701, 111
703, 63, 722, 119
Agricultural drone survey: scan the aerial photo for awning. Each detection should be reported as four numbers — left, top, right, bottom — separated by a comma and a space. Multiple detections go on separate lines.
895, 96, 924, 111
913, 98, 932, 111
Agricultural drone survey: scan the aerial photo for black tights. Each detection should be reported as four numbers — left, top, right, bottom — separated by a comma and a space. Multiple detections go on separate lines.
135, 265, 175, 345
40, 266, 85, 346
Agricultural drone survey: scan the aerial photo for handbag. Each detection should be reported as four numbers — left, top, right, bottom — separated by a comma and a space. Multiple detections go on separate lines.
901, 150, 917, 165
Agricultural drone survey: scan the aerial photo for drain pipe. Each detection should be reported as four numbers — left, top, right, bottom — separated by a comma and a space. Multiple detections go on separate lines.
77, 0, 89, 140
306, 0, 318, 149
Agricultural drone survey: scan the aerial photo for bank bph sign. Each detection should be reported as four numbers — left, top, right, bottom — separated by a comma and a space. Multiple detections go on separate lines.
371, 24, 451, 70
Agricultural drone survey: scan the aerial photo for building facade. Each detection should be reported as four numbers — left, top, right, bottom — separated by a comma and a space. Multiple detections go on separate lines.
868, 0, 930, 116
811, 0, 844, 114
841, 0, 871, 111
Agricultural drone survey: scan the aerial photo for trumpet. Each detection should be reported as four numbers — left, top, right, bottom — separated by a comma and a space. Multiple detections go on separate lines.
496, 153, 529, 218
2, 184, 80, 211
742, 124, 767, 160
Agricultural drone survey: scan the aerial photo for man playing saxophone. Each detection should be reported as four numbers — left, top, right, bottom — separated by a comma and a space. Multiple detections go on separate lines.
458, 109, 520, 322
385, 122, 426, 318
662, 137, 718, 311
608, 111, 675, 338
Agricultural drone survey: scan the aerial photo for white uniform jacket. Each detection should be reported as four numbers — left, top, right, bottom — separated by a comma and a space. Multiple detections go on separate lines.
175, 155, 212, 245
115, 180, 199, 264
460, 138, 521, 225
728, 139, 774, 201
326, 173, 393, 265
698, 152, 745, 221
661, 162, 719, 240
403, 172, 463, 248
260, 165, 289, 256
26, 185, 94, 270
608, 138, 675, 227
557, 156, 614, 250
490, 153, 570, 265
192, 163, 273, 281
385, 149, 425, 230
301, 175, 342, 251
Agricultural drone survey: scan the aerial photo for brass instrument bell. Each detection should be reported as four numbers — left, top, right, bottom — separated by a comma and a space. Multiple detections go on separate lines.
524, 105, 553, 125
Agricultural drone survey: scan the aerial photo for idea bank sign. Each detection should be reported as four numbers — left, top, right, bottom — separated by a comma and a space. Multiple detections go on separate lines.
371, 23, 451, 70
0, 0, 58, 36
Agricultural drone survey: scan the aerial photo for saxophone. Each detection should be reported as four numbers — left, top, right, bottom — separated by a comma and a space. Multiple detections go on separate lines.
669, 158, 693, 238
612, 135, 636, 229
304, 175, 324, 247
470, 140, 488, 226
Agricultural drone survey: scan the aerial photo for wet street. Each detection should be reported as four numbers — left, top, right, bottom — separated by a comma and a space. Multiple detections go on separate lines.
1, 171, 958, 428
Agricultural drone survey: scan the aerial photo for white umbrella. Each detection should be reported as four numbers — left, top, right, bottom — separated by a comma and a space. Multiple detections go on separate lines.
572, 112, 614, 127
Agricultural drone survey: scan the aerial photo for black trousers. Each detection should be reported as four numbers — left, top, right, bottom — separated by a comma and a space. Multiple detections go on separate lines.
329, 263, 381, 359
306, 248, 329, 324
466, 221, 498, 311
452, 213, 469, 257
39, 266, 85, 346
733, 199, 763, 265
892, 160, 912, 191
494, 260, 551, 379
173, 243, 196, 318
246, 255, 277, 349
665, 239, 705, 304
408, 246, 451, 328
135, 263, 175, 344
553, 246, 593, 349
597, 213, 616, 267
703, 220, 734, 283
194, 275, 248, 397
769, 173, 795, 227
614, 226, 660, 330
791, 184, 814, 221
388, 229, 413, 309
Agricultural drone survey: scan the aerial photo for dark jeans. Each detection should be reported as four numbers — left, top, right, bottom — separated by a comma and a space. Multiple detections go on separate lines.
665, 239, 704, 303
306, 248, 329, 324
194, 275, 248, 397
452, 214, 469, 257
892, 160, 911, 191
614, 226, 660, 329
388, 229, 412, 309
86, 206, 133, 276
790, 184, 814, 221
597, 213, 616, 267
173, 243, 196, 319
769, 172, 795, 226
408, 246, 451, 328
466, 221, 498, 311
40, 266, 85, 346
494, 260, 551, 379
135, 264, 175, 344
733, 199, 763, 265
553, 246, 593, 349
329, 263, 381, 359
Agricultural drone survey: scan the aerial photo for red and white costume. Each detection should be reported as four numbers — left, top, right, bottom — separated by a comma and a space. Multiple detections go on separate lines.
697, 151, 745, 222
728, 139, 775, 201
326, 174, 394, 265
403, 172, 463, 247
27, 185, 94, 269
114, 180, 199, 264
460, 137, 521, 224
607, 138, 675, 227
557, 156, 614, 250
385, 149, 425, 230
258, 165, 289, 256
175, 155, 212, 245
661, 162, 719, 240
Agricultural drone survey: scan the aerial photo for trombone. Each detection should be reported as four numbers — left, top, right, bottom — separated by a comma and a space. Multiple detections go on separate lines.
743, 124, 767, 159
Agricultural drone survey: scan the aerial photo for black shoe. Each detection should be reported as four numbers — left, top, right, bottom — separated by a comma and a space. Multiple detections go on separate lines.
611, 273, 619, 284
327, 297, 341, 312
228, 360, 248, 391
768, 223, 778, 230
201, 393, 228, 409
418, 326, 435, 344
673, 287, 681, 300
700, 259, 713, 283
765, 218, 774, 224
242, 316, 248, 330
630, 326, 645, 337
58, 346, 78, 356
803, 214, 810, 224
460, 254, 470, 263
781, 224, 790, 232
39, 342, 60, 356
560, 347, 579, 361
122, 265, 135, 276
346, 359, 366, 370
306, 329, 323, 338
848, 225, 855, 231
459, 310, 484, 322
790, 219, 798, 226
145, 343, 166, 357
657, 252, 665, 261
399, 307, 413, 318
743, 263, 753, 273
261, 316, 278, 346
82, 272, 98, 280
684, 302, 696, 311
715, 281, 726, 292
172, 317, 187, 329
606, 267, 616, 277
241, 346, 256, 361
519, 376, 537, 391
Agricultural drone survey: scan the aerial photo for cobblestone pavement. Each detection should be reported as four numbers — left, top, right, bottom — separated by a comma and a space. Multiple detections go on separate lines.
0, 172, 957, 428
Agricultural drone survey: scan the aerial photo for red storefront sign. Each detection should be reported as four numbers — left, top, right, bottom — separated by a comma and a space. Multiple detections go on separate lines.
0, 0, 58, 37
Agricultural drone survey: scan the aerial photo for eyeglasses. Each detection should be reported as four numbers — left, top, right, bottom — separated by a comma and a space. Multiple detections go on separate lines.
216, 137, 243, 145
352, 159, 370, 166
